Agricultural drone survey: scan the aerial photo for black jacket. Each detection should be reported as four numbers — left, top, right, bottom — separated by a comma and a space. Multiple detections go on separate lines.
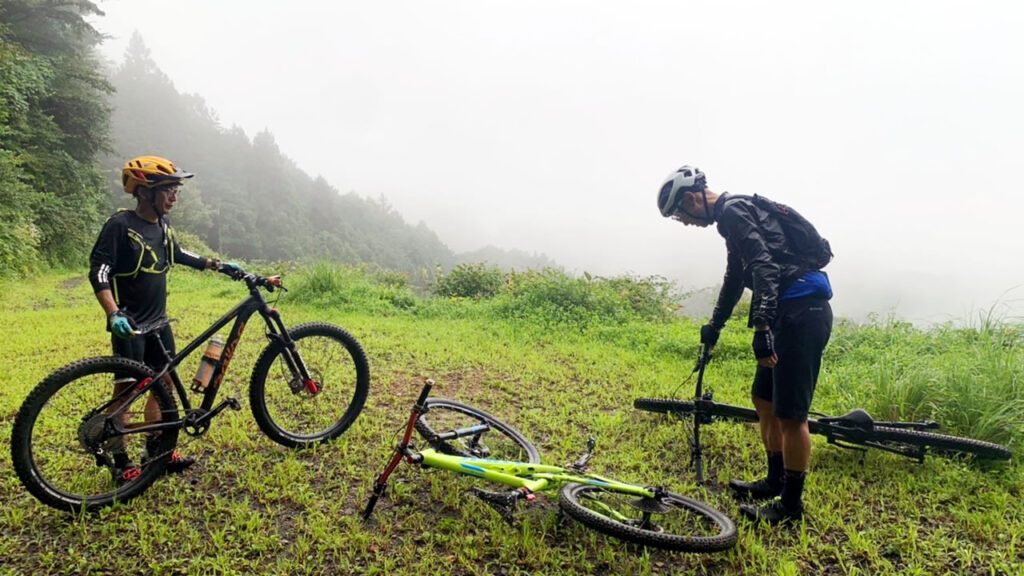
709, 193, 809, 329
89, 210, 207, 325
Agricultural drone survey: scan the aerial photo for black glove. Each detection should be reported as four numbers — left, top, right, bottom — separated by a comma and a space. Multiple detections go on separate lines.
700, 323, 721, 348
752, 330, 775, 360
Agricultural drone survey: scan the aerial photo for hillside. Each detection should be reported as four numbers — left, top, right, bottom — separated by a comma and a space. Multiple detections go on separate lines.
101, 32, 558, 278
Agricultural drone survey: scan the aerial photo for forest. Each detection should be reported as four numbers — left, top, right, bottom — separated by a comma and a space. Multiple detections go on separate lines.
0, 0, 553, 281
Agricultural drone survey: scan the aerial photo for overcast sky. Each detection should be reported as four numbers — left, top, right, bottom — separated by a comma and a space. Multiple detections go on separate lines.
91, 1, 1024, 324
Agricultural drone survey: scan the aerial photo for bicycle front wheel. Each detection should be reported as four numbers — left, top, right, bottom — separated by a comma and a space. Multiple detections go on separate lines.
634, 398, 759, 423
559, 483, 737, 553
10, 357, 179, 512
250, 322, 369, 447
836, 426, 1012, 461
415, 398, 541, 463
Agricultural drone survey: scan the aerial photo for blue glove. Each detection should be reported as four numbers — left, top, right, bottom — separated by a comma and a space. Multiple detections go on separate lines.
109, 310, 136, 339
219, 261, 243, 274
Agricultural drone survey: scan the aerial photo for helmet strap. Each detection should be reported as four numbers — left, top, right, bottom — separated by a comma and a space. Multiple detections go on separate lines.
675, 189, 715, 223
134, 188, 164, 223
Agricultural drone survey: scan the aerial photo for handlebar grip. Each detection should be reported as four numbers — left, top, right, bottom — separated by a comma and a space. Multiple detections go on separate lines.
415, 379, 435, 406
217, 264, 245, 280
694, 345, 713, 372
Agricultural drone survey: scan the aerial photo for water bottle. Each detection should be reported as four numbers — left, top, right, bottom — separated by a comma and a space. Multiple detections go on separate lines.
191, 334, 225, 392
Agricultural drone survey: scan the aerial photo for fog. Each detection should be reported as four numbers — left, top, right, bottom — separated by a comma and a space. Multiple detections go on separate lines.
93, 1, 1024, 324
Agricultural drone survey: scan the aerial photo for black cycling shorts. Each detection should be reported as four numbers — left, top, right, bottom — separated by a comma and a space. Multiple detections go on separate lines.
111, 322, 175, 371
751, 297, 832, 421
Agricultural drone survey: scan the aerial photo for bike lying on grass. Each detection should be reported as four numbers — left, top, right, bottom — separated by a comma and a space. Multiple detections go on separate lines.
634, 346, 1012, 484
362, 379, 737, 553
11, 265, 370, 512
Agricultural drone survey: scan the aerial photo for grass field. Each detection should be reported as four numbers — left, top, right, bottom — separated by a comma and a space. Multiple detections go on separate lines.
1, 267, 1021, 575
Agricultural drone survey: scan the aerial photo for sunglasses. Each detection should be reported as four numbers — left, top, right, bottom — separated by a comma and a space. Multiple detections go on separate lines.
156, 185, 181, 198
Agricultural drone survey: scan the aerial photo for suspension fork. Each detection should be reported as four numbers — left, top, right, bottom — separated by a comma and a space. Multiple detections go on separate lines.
262, 308, 320, 394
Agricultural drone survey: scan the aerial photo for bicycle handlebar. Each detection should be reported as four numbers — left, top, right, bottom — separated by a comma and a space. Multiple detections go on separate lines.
217, 263, 286, 292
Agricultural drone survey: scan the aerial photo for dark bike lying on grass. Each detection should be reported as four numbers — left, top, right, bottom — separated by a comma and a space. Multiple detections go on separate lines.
362, 379, 737, 553
11, 265, 370, 512
634, 345, 1012, 484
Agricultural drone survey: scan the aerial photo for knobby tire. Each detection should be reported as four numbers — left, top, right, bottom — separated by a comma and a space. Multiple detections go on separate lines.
633, 397, 759, 423
836, 426, 1012, 461
250, 322, 369, 448
559, 483, 737, 553
11, 356, 179, 512
415, 398, 541, 464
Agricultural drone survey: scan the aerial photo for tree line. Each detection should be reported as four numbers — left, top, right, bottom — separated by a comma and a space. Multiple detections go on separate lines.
0, 1, 555, 280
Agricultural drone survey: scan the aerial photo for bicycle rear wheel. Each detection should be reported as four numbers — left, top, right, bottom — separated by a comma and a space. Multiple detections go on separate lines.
250, 322, 369, 448
559, 483, 737, 553
634, 398, 759, 423
415, 398, 541, 463
10, 357, 179, 512
834, 426, 1012, 461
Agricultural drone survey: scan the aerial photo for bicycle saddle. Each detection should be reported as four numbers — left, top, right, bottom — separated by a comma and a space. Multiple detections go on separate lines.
822, 408, 874, 429
133, 318, 174, 335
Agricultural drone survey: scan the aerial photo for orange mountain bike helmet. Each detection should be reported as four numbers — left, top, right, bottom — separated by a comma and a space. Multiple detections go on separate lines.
122, 155, 194, 196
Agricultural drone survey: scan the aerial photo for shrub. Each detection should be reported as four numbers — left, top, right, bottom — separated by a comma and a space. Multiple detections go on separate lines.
491, 269, 677, 328
432, 262, 504, 299
287, 261, 419, 314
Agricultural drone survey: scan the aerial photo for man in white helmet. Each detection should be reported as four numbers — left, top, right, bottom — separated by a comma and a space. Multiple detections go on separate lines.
658, 165, 834, 525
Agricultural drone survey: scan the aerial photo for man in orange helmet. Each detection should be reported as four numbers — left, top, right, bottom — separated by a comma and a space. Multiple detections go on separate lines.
88, 156, 237, 485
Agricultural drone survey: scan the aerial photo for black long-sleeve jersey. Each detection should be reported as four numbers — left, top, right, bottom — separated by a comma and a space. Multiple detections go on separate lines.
89, 210, 207, 326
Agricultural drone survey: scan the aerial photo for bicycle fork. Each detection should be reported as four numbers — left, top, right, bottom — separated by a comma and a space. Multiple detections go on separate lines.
264, 311, 321, 396
363, 381, 434, 520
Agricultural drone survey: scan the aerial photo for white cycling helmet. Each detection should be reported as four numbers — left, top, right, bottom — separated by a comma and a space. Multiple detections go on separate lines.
657, 165, 707, 217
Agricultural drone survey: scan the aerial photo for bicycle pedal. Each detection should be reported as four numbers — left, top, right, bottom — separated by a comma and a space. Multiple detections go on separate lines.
226, 397, 241, 410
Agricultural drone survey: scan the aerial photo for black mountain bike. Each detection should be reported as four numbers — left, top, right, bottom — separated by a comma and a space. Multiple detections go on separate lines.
634, 346, 1012, 484
11, 266, 370, 512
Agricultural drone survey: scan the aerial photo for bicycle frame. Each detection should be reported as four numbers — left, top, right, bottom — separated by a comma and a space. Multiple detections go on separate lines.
417, 449, 652, 497
98, 272, 313, 439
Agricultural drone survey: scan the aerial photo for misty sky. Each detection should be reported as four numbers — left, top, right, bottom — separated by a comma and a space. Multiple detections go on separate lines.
92, 1, 1024, 324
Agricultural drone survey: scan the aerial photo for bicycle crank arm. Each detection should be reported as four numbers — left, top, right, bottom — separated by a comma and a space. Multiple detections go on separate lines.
471, 487, 533, 526
184, 398, 242, 435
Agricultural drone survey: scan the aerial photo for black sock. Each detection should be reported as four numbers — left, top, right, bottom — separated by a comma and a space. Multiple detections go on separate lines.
780, 469, 806, 510
766, 451, 784, 486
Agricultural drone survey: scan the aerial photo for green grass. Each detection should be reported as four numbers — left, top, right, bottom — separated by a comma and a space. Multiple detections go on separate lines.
0, 268, 1021, 575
